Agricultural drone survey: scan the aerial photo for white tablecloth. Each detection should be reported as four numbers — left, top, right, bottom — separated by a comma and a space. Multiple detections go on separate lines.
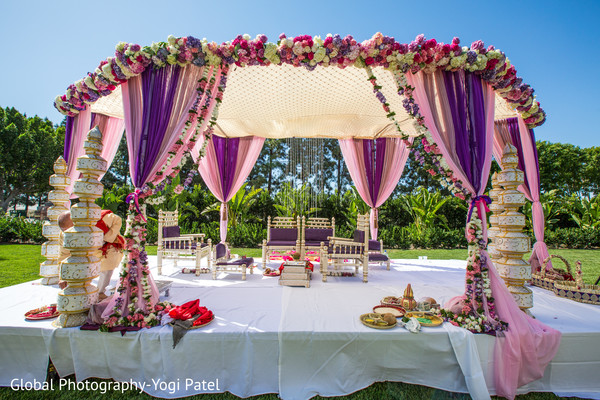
1, 257, 600, 399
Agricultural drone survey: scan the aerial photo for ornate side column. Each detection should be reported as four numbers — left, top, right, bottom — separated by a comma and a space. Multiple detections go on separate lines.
495, 144, 533, 314
56, 127, 107, 327
40, 157, 71, 285
487, 173, 504, 263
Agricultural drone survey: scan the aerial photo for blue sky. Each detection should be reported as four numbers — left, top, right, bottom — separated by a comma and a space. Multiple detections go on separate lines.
0, 0, 598, 148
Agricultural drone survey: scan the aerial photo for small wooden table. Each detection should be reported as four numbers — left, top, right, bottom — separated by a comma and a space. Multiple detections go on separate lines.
279, 261, 311, 288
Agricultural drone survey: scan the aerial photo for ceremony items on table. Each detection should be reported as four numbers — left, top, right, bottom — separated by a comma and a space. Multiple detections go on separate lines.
495, 144, 533, 313
262, 216, 302, 265
56, 127, 107, 328
548, 257, 600, 305
360, 313, 397, 329
320, 213, 370, 282
212, 243, 254, 280
24, 304, 60, 321
157, 209, 211, 276
372, 305, 405, 318
169, 299, 214, 348
400, 283, 418, 311
40, 157, 71, 285
279, 256, 312, 288
530, 254, 574, 291
405, 312, 444, 327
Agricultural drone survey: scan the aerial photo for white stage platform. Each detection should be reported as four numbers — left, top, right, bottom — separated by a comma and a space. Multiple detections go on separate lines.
1, 257, 600, 400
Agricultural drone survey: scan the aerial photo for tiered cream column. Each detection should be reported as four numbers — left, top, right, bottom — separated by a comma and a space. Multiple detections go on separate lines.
56, 127, 107, 328
40, 157, 71, 285
495, 144, 533, 314
487, 173, 504, 263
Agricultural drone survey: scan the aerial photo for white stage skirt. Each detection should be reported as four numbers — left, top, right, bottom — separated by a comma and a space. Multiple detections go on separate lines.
1, 257, 599, 399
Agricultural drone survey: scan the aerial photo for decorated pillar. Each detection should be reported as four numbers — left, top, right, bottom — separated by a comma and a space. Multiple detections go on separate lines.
495, 144, 533, 314
56, 127, 107, 328
487, 173, 504, 262
40, 157, 71, 285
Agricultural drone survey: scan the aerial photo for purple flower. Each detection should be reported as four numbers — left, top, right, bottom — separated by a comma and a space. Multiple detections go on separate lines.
259, 34, 268, 43
466, 51, 477, 64
279, 33, 286, 40
375, 91, 386, 103
415, 34, 425, 45
408, 42, 418, 52
130, 44, 141, 52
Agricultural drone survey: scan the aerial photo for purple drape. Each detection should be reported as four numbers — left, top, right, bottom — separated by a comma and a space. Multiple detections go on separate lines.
407, 69, 560, 400
195, 135, 265, 242
339, 137, 411, 239
133, 65, 181, 187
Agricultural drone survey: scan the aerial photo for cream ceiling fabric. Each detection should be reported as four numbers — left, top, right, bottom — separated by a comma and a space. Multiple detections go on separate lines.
91, 64, 518, 138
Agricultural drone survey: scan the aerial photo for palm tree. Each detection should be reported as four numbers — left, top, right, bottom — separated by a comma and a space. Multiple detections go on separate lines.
201, 186, 263, 227
399, 187, 449, 236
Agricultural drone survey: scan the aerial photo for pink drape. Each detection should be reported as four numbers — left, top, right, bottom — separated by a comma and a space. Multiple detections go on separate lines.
194, 136, 265, 242
64, 110, 126, 195
339, 138, 411, 239
123, 65, 207, 187
494, 117, 551, 273
92, 114, 125, 182
408, 70, 560, 399
64, 107, 92, 195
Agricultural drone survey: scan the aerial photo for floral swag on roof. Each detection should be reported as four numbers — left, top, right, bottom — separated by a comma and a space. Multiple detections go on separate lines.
54, 33, 545, 128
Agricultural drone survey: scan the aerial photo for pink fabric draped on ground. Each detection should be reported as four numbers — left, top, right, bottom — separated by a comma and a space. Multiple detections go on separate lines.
339, 137, 411, 240
407, 69, 561, 399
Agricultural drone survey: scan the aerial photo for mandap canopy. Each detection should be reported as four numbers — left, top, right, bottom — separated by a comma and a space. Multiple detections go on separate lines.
55, 33, 559, 398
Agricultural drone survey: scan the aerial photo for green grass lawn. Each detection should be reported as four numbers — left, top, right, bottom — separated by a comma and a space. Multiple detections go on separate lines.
2, 245, 598, 289
0, 243, 595, 399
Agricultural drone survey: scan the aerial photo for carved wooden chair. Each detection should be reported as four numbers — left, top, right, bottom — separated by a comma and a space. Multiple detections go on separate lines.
368, 238, 391, 270
262, 216, 302, 265
157, 209, 211, 276
301, 216, 335, 256
211, 242, 254, 280
320, 213, 370, 283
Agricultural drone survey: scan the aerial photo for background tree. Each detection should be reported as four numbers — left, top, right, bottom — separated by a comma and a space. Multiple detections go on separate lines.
0, 107, 62, 213
247, 139, 288, 194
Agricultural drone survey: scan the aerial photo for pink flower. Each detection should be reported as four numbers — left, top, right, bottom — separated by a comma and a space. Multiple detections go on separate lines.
462, 305, 472, 314
173, 185, 184, 194
427, 169, 436, 176
450, 320, 459, 326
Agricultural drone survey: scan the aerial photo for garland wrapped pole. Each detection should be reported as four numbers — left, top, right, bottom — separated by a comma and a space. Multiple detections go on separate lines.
40, 157, 71, 285
56, 127, 107, 327
495, 144, 533, 314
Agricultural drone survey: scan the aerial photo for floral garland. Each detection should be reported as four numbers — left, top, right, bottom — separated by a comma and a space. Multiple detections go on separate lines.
101, 203, 173, 330
55, 33, 545, 128
440, 205, 507, 334
363, 64, 470, 200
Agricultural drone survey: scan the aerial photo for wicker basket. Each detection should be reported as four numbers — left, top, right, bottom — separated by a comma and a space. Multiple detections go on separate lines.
553, 259, 600, 306
531, 254, 572, 291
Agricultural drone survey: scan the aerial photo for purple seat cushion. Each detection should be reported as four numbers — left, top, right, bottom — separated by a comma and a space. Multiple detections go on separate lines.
305, 228, 333, 242
217, 257, 254, 266
215, 243, 227, 259
200, 242, 209, 248
305, 240, 329, 247
267, 240, 297, 246
353, 230, 365, 243
369, 253, 389, 262
163, 226, 180, 238
369, 240, 381, 251
270, 228, 297, 241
